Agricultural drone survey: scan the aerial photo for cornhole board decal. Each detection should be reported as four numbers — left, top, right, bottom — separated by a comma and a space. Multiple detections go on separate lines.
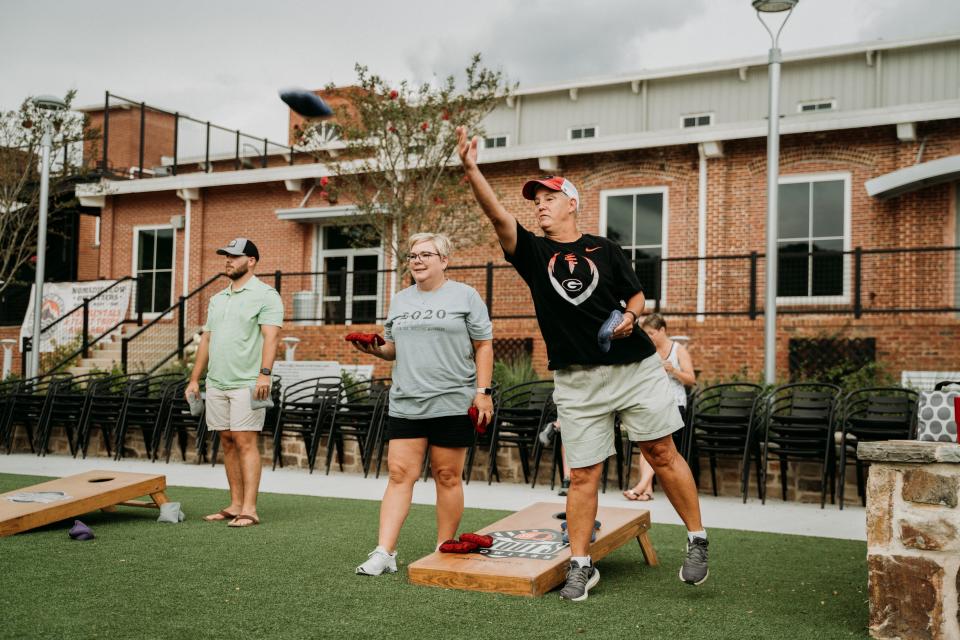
0, 470, 169, 537
407, 502, 658, 597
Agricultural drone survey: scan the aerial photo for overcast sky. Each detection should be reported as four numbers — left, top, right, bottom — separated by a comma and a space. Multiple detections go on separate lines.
2, 0, 959, 145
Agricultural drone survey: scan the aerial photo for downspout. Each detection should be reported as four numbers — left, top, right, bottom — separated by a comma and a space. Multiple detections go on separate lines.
696, 144, 708, 322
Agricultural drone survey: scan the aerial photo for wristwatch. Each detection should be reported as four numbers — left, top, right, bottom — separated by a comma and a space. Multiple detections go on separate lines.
260, 367, 272, 375
476, 387, 493, 396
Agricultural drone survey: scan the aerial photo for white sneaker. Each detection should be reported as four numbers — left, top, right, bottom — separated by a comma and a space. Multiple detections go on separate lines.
356, 548, 397, 576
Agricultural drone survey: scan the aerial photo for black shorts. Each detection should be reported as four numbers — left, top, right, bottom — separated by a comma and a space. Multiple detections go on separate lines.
387, 414, 474, 448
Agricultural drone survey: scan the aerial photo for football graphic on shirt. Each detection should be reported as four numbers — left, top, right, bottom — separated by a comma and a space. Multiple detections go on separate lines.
546, 251, 599, 305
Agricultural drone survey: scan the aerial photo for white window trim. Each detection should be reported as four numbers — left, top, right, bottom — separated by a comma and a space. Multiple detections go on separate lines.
599, 186, 669, 308
681, 112, 714, 128
130, 223, 177, 320
568, 125, 598, 140
797, 99, 837, 113
776, 171, 852, 306
483, 134, 509, 149
312, 226, 384, 326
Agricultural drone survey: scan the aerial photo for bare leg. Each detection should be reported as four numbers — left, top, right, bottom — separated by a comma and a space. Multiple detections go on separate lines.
377, 438, 428, 552
626, 455, 655, 498
638, 435, 703, 531
566, 462, 602, 557
219, 431, 244, 514
232, 431, 262, 519
429, 445, 468, 547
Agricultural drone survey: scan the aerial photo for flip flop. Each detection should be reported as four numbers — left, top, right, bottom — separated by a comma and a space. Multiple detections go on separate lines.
203, 510, 238, 522
624, 489, 654, 502
228, 514, 260, 528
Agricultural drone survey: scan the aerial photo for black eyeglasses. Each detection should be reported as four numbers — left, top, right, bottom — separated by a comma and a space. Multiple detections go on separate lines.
406, 251, 441, 262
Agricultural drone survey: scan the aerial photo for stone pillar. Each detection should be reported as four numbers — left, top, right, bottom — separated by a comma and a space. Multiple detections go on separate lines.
859, 440, 960, 640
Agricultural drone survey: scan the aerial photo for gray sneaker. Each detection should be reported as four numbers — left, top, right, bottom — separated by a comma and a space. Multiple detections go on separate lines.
559, 560, 599, 601
679, 537, 709, 585
355, 548, 397, 576
538, 421, 557, 447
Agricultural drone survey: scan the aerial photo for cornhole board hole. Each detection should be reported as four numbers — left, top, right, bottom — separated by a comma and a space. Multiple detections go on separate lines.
0, 470, 169, 537
407, 501, 658, 597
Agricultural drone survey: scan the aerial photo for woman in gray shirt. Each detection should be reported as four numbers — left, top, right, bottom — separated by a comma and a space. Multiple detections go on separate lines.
352, 232, 494, 576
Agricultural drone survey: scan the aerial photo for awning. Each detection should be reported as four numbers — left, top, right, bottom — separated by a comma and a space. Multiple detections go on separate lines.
865, 154, 960, 199
275, 205, 359, 222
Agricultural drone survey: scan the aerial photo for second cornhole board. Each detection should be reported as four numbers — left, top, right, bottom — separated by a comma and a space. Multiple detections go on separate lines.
407, 501, 658, 597
0, 470, 169, 537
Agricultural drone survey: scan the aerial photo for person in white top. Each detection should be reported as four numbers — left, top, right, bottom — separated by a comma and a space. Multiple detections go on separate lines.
624, 314, 697, 501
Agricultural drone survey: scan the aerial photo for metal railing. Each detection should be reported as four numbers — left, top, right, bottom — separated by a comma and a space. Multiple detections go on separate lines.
121, 273, 227, 373
270, 245, 960, 324
100, 92, 298, 180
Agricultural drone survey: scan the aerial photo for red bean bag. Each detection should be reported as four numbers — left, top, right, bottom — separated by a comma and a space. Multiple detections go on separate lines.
458, 533, 493, 548
439, 539, 479, 554
344, 332, 385, 346
468, 406, 489, 434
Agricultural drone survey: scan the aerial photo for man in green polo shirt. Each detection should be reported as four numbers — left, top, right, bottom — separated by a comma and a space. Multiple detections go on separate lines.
186, 237, 283, 528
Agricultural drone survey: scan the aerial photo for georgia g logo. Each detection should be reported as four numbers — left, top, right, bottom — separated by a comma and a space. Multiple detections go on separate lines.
547, 252, 599, 306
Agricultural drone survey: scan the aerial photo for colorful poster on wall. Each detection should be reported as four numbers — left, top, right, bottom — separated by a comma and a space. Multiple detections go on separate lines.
19, 280, 133, 353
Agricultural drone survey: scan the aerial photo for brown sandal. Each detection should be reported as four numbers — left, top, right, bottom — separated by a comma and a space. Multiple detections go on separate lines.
203, 510, 238, 522
228, 514, 260, 528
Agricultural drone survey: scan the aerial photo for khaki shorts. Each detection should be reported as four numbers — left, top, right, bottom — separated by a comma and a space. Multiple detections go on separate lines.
553, 355, 683, 468
205, 386, 266, 432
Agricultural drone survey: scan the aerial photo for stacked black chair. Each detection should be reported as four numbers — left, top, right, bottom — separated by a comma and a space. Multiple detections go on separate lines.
325, 377, 391, 475
486, 380, 555, 485
682, 383, 765, 502
0, 378, 23, 453
760, 382, 842, 508
36, 372, 108, 457
371, 396, 392, 479
272, 376, 342, 473
113, 373, 184, 460
837, 386, 918, 509
154, 379, 205, 463
75, 373, 145, 458
2, 373, 71, 454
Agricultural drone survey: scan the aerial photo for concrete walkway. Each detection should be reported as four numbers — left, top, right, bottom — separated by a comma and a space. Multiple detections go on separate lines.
0, 453, 866, 541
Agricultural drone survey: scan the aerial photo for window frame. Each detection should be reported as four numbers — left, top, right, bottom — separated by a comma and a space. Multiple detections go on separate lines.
598, 186, 670, 308
482, 134, 509, 149
312, 225, 384, 326
775, 171, 852, 306
568, 125, 598, 140
681, 112, 714, 128
797, 99, 837, 113
130, 223, 177, 319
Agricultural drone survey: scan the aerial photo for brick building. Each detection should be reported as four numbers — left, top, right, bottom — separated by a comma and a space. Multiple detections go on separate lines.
11, 33, 955, 384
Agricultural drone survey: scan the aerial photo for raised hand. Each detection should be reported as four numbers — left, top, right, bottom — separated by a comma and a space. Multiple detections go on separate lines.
456, 126, 479, 171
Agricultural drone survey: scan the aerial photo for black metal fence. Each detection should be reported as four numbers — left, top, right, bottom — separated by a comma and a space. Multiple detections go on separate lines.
268, 245, 959, 325
99, 92, 298, 180
42, 244, 949, 374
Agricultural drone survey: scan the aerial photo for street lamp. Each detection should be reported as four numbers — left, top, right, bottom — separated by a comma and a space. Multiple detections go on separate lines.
28, 94, 67, 378
753, 0, 798, 385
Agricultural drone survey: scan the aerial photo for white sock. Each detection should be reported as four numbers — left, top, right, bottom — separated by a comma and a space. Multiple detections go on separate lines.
376, 545, 396, 556
571, 555, 592, 567
687, 530, 707, 543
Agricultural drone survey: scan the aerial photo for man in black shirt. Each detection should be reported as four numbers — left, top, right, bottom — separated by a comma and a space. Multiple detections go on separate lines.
457, 127, 709, 602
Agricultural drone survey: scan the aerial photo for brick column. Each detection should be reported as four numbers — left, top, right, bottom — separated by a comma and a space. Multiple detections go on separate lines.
859, 440, 960, 640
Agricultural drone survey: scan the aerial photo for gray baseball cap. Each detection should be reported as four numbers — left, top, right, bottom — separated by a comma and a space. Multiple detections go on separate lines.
216, 237, 260, 260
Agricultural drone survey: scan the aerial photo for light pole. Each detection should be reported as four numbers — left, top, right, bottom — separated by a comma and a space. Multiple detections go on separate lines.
753, 0, 797, 385
28, 94, 67, 379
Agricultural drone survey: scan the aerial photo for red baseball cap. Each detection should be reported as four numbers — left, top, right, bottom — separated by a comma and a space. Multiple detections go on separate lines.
521, 176, 580, 208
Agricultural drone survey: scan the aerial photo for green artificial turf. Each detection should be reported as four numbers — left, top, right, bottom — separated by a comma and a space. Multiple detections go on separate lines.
0, 473, 868, 639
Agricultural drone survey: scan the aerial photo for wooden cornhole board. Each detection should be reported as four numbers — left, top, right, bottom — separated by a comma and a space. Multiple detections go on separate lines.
407, 501, 658, 597
0, 470, 169, 537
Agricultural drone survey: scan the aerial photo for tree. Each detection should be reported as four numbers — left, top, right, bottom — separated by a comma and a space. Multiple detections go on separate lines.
0, 90, 96, 298
296, 54, 512, 275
